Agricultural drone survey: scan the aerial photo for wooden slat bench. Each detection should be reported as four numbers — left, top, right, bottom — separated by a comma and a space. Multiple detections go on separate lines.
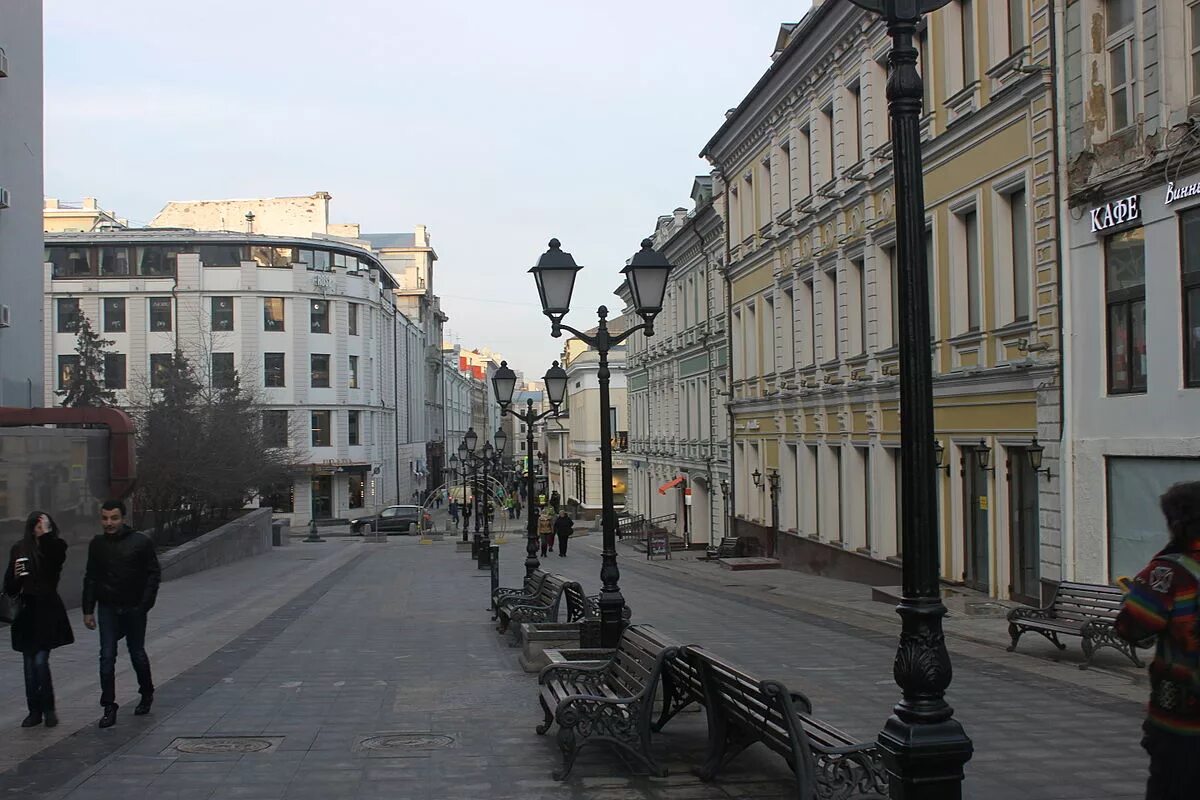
496, 574, 571, 643
492, 568, 548, 612
681, 644, 887, 800
1006, 580, 1154, 669
535, 624, 679, 780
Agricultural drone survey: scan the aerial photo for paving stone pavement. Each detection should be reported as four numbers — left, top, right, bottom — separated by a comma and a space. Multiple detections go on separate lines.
0, 531, 1152, 799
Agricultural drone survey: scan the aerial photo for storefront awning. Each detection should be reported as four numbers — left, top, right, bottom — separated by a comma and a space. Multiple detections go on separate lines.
657, 475, 685, 495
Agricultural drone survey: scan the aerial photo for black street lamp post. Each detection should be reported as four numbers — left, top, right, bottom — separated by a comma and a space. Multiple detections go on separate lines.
492, 360, 568, 578
474, 430, 506, 570
845, 1, 973, 796
530, 238, 673, 648
753, 469, 780, 558
457, 441, 473, 544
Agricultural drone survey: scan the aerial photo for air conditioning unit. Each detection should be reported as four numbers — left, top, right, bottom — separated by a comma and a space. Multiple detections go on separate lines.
0, 305, 11, 328
0, 187, 10, 209
0, 48, 8, 78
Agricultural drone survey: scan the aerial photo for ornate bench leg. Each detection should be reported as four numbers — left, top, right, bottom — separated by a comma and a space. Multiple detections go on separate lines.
536, 694, 555, 735
552, 724, 579, 781
1006, 622, 1023, 652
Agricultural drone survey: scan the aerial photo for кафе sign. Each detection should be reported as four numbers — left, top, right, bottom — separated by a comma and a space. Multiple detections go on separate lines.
1089, 179, 1200, 234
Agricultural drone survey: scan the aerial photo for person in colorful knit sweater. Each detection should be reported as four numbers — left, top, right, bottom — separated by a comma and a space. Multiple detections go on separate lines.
1115, 481, 1200, 799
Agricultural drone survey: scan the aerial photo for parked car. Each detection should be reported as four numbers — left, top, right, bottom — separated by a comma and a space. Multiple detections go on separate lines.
350, 505, 422, 535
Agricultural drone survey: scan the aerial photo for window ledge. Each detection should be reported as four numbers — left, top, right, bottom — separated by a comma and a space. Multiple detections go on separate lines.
944, 81, 980, 126
948, 330, 985, 348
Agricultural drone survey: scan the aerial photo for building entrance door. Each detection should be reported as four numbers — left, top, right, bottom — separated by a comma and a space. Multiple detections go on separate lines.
311, 475, 333, 520
1007, 448, 1041, 604
962, 448, 990, 592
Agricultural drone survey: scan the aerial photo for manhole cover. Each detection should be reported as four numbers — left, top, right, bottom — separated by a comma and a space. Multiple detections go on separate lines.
165, 736, 283, 755
357, 733, 455, 751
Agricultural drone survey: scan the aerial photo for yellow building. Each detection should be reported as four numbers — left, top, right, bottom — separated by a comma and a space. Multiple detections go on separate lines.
43, 197, 127, 232
702, 0, 1060, 601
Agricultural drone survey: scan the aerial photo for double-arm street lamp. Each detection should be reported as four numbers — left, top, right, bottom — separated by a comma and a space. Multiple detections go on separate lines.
844, 1, 973, 796
752, 468, 780, 558
529, 237, 673, 647
458, 426, 507, 568
492, 360, 568, 578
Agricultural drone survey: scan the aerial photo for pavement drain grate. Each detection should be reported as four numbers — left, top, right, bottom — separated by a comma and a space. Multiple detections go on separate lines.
165, 736, 284, 755
356, 733, 456, 752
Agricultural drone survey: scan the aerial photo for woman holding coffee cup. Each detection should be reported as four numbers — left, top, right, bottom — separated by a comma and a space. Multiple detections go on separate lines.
3, 512, 74, 727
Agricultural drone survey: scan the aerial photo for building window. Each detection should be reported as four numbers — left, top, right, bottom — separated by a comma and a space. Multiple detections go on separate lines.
850, 257, 866, 356
310, 299, 330, 333
881, 245, 898, 349
210, 296, 234, 331
262, 410, 288, 448
780, 141, 793, 211
821, 104, 835, 183
957, 208, 981, 331
99, 246, 131, 276
149, 297, 173, 332
56, 298, 80, 333
1182, 208, 1200, 386
150, 353, 173, 389
822, 267, 839, 362
333, 253, 353, 270
196, 244, 246, 267
47, 246, 94, 278
57, 355, 79, 390
349, 355, 359, 389
311, 410, 331, 447
264, 353, 286, 387
349, 473, 365, 509
1008, 188, 1031, 321
103, 298, 126, 333
311, 354, 331, 388
960, 0, 976, 86
349, 303, 359, 336
798, 125, 813, 200
264, 298, 285, 331
348, 410, 361, 446
137, 246, 181, 277
297, 249, 332, 272
1191, 1, 1200, 99
1108, 457, 1200, 581
1105, 226, 1146, 394
104, 353, 126, 390
250, 246, 295, 268
211, 353, 235, 389
917, 25, 932, 113
1008, 0, 1026, 55
1106, 0, 1137, 132
848, 82, 863, 165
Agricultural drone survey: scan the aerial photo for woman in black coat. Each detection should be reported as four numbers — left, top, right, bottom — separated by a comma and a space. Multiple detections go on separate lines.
3, 511, 74, 727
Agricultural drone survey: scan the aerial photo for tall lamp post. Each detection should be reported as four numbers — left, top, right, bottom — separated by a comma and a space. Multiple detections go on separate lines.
530, 238, 673, 648
456, 441, 473, 544
752, 469, 780, 558
492, 360, 568, 578
844, 1, 973, 796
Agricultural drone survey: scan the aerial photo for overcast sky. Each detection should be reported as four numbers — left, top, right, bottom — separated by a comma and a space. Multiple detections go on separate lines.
44, 0, 809, 377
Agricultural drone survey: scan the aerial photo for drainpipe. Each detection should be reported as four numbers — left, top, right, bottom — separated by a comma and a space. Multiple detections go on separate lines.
700, 228, 718, 549
716, 168, 736, 542
392, 301, 401, 505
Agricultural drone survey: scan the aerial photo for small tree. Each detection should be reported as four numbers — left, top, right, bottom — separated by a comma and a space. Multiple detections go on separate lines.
57, 314, 116, 408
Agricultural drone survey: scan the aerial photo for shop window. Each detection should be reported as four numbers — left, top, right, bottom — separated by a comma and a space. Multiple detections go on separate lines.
310, 299, 330, 333
1108, 456, 1200, 581
348, 410, 361, 446
103, 298, 126, 333
264, 353, 286, 387
104, 353, 126, 390
149, 297, 173, 332
263, 298, 285, 331
262, 410, 289, 448
57, 355, 79, 390
196, 244, 246, 268
1105, 227, 1146, 393
349, 473, 365, 509
211, 296, 234, 331
1183, 207, 1200, 386
262, 484, 294, 513
211, 352, 235, 389
150, 353, 173, 389
56, 298, 80, 333
311, 410, 331, 447
1106, 0, 1137, 132
311, 354, 331, 388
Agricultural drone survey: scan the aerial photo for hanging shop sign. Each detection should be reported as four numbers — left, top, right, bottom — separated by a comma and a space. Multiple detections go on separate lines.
1165, 180, 1200, 205
1090, 195, 1141, 233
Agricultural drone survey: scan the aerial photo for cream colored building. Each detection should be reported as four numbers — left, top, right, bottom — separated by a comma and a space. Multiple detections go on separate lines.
43, 198, 127, 232
703, 0, 1060, 600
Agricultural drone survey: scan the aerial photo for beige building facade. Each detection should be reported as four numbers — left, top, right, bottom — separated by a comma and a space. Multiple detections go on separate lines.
703, 0, 1061, 600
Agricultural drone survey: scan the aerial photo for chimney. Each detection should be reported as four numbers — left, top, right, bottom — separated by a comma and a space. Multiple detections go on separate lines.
245, 211, 255, 233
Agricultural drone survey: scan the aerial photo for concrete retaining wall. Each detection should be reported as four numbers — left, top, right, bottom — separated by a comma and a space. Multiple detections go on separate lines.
159, 508, 274, 582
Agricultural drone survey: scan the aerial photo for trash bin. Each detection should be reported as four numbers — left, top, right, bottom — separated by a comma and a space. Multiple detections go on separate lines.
272, 519, 291, 547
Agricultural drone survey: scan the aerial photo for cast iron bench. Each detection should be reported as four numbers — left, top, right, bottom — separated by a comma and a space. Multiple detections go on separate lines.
536, 624, 679, 780
492, 568, 548, 616
561, 582, 633, 648
680, 644, 887, 799
497, 574, 571, 642
1006, 581, 1153, 669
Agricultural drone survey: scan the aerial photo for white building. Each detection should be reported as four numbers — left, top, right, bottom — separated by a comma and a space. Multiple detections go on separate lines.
44, 229, 426, 524
0, 1, 44, 407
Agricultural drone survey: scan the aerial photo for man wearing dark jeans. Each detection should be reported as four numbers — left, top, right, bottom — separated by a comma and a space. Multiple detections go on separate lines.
82, 500, 160, 729
554, 511, 573, 557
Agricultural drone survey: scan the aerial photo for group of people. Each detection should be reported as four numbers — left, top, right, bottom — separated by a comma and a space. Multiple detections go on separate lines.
537, 509, 574, 558
3, 500, 159, 730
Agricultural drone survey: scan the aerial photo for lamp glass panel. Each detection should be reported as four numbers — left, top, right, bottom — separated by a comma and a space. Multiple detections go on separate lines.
533, 267, 577, 315
629, 265, 672, 315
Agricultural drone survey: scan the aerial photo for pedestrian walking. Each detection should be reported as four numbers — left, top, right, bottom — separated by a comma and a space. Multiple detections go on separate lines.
554, 511, 573, 557
3, 512, 74, 728
550, 490, 561, 515
449, 498, 459, 525
1116, 480, 1200, 799
538, 511, 554, 558
82, 500, 160, 729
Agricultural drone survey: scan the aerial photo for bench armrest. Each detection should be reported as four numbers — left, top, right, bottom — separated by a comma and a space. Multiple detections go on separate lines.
539, 661, 611, 686
1007, 606, 1054, 623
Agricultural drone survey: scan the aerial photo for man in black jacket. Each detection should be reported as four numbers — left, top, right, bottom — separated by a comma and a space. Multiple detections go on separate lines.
554, 511, 573, 557
82, 500, 160, 729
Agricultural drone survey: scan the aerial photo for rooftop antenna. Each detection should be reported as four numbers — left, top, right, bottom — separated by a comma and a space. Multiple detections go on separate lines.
245, 211, 255, 234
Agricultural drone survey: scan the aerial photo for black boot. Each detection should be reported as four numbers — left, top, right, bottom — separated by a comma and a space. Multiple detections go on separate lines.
20, 710, 42, 728
99, 703, 118, 729
43, 708, 57, 728
134, 694, 153, 716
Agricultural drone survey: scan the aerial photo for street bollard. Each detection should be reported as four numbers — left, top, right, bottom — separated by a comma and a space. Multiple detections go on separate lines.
489, 545, 499, 612
303, 518, 325, 543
